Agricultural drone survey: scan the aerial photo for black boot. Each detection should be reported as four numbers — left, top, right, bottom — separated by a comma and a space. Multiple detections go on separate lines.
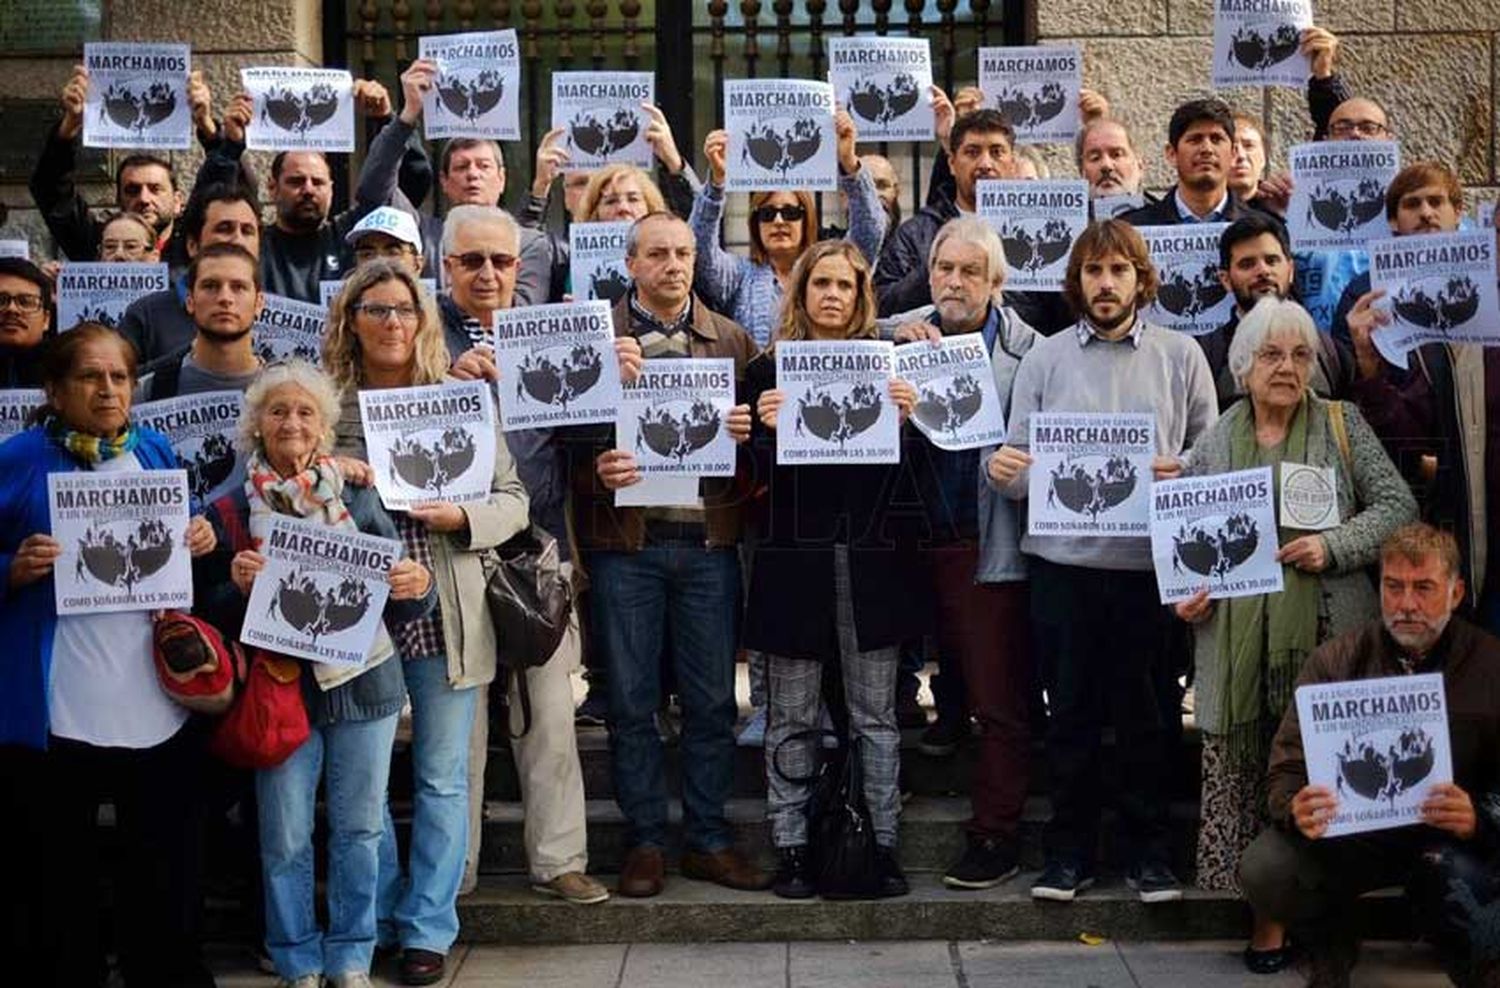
875, 845, 909, 898
772, 845, 815, 899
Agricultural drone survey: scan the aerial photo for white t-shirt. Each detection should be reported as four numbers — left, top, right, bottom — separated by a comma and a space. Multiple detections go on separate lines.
48, 452, 189, 748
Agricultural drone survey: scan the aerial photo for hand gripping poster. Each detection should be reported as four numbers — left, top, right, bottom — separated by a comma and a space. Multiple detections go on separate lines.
975, 180, 1090, 292
826, 37, 934, 142
492, 300, 622, 431
1137, 223, 1233, 336
1369, 230, 1500, 367
0, 389, 44, 442
242, 67, 355, 153
724, 79, 839, 193
1027, 412, 1155, 537
569, 221, 634, 306
1295, 672, 1453, 837
551, 71, 654, 171
133, 391, 247, 505
49, 469, 192, 616
616, 358, 737, 478
252, 294, 328, 365
1287, 141, 1401, 252
418, 30, 522, 141
83, 43, 192, 150
977, 46, 1082, 145
775, 340, 899, 466
1211, 0, 1313, 89
1150, 466, 1282, 604
240, 515, 398, 667
58, 262, 169, 330
358, 381, 497, 510
894, 334, 1006, 451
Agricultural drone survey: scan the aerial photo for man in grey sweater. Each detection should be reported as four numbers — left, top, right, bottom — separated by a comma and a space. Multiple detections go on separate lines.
988, 219, 1218, 904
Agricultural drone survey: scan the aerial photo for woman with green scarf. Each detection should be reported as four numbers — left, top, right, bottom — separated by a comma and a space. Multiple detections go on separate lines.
1172, 297, 1416, 974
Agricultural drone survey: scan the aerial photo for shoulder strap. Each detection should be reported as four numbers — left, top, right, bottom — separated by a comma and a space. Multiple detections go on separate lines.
1327, 400, 1352, 475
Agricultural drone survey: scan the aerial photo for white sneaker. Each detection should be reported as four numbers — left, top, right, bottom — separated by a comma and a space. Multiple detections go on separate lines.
328, 973, 374, 988
736, 706, 767, 746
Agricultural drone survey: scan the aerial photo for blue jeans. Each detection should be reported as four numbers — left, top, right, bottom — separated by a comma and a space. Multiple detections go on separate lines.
589, 544, 739, 851
258, 712, 398, 980
377, 655, 477, 954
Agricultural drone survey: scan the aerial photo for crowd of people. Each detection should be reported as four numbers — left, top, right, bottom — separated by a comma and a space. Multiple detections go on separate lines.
2, 21, 1500, 988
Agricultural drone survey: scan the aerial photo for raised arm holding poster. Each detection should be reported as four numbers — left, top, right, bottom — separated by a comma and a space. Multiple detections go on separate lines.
826, 36, 934, 142
551, 71, 654, 171
975, 179, 1090, 292
1027, 411, 1154, 537
1211, 0, 1313, 89
723, 79, 839, 193
418, 29, 521, 141
82, 43, 192, 150
58, 262, 169, 330
133, 391, 247, 504
895, 334, 1006, 451
977, 45, 1082, 145
1287, 141, 1401, 252
49, 469, 193, 616
1150, 466, 1282, 604
1369, 229, 1500, 367
569, 220, 634, 305
242, 67, 355, 153
252, 294, 327, 365
615, 358, 737, 479
0, 390, 44, 442
358, 381, 497, 509
491, 300, 622, 430
1137, 223, 1234, 336
775, 340, 899, 465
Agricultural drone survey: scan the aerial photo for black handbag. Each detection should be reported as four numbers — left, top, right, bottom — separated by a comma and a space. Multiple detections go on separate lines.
481, 524, 574, 736
771, 729, 883, 900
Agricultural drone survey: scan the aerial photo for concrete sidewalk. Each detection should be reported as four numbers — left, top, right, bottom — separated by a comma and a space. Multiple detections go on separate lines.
211, 939, 1449, 987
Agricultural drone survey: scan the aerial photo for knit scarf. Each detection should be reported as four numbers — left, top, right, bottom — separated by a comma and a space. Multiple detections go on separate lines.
45, 413, 139, 464
1214, 396, 1320, 768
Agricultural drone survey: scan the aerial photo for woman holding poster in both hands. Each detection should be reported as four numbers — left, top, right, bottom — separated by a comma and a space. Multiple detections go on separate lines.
1170, 297, 1415, 974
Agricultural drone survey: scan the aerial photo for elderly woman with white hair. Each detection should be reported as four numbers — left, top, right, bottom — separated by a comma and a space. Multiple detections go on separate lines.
1171, 296, 1416, 973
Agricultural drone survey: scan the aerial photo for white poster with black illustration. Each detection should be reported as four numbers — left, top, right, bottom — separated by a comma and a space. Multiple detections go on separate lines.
775, 340, 899, 465
57, 262, 169, 330
0, 389, 44, 441
0, 241, 29, 260
569, 221, 633, 305
82, 43, 192, 150
551, 71, 654, 171
977, 46, 1081, 145
826, 36, 933, 142
616, 358, 736, 480
242, 67, 354, 153
975, 179, 1089, 292
419, 29, 521, 141
1150, 466, 1282, 604
894, 334, 1006, 451
1211, 0, 1312, 89
253, 294, 327, 365
1296, 672, 1452, 837
1027, 412, 1154, 536
49, 469, 192, 616
1137, 223, 1233, 336
1287, 141, 1401, 252
359, 382, 496, 510
318, 278, 436, 310
133, 391, 246, 505
492, 300, 621, 430
1281, 462, 1340, 531
615, 474, 701, 508
724, 79, 838, 193
1092, 193, 1145, 221
240, 514, 398, 667
1369, 230, 1500, 367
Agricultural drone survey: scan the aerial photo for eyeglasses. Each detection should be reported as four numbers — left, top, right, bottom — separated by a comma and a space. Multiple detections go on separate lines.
101, 240, 152, 259
355, 244, 415, 261
354, 302, 420, 324
1329, 119, 1390, 139
0, 292, 44, 313
447, 251, 519, 273
753, 204, 806, 224
1255, 346, 1315, 367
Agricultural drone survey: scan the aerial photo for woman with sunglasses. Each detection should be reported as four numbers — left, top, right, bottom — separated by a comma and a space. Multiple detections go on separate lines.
690, 109, 886, 348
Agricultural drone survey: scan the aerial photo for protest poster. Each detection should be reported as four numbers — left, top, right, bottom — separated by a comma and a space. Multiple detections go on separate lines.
252, 293, 327, 365
0, 389, 44, 441
1281, 462, 1340, 530
723, 79, 838, 193
1368, 230, 1500, 366
133, 391, 246, 504
1092, 193, 1144, 221
551, 71, 654, 171
418, 29, 521, 141
894, 334, 1006, 451
358, 381, 496, 510
0, 241, 30, 260
975, 179, 1089, 292
57, 261, 168, 330
492, 300, 621, 430
1211, 0, 1312, 89
1295, 672, 1453, 837
82, 43, 192, 150
1027, 412, 1154, 536
1479, 201, 1497, 232
1137, 223, 1233, 336
1150, 466, 1282, 604
48, 469, 192, 616
826, 36, 934, 142
569, 220, 633, 305
775, 340, 899, 466
242, 67, 354, 153
615, 474, 701, 508
240, 514, 398, 667
319, 278, 436, 310
616, 358, 737, 478
1286, 141, 1401, 251
977, 46, 1081, 145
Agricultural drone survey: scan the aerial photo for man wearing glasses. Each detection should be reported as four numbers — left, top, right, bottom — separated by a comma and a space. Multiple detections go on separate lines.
0, 258, 55, 387
346, 207, 425, 278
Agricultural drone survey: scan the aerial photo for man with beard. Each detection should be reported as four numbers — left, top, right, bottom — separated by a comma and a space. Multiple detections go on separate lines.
1075, 117, 1152, 218
1242, 523, 1500, 988
0, 258, 55, 386
1121, 99, 1269, 228
987, 220, 1217, 904
139, 242, 264, 401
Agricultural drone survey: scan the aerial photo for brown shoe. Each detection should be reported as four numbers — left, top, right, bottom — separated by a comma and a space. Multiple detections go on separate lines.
533, 870, 611, 904
680, 847, 772, 891
618, 845, 666, 898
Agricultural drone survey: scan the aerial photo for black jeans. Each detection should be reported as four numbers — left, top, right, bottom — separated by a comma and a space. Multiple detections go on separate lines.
1031, 559, 1173, 868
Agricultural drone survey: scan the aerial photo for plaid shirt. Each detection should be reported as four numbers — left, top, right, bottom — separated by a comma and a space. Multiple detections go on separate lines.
392, 512, 446, 661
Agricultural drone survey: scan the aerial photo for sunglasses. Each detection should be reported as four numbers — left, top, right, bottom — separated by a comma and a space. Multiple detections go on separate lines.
447, 251, 519, 273
753, 204, 806, 224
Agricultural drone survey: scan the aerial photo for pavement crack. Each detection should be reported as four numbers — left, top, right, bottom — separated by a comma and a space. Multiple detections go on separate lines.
1115, 941, 1143, 987
949, 941, 970, 988
613, 941, 631, 988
